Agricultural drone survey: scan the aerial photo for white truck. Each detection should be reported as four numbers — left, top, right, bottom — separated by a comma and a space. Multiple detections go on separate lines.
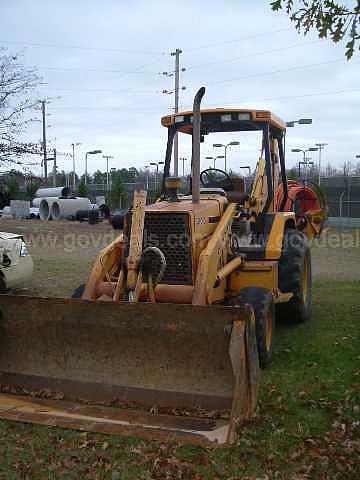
0, 232, 33, 290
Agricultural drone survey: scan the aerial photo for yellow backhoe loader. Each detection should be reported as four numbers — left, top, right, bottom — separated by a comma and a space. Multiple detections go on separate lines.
0, 87, 326, 445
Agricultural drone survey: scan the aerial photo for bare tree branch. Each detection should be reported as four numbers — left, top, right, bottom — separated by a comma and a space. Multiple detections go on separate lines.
0, 49, 41, 165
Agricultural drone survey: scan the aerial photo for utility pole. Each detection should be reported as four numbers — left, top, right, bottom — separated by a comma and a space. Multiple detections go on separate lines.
171, 48, 182, 177
52, 148, 57, 187
315, 143, 328, 186
41, 100, 47, 181
72, 143, 75, 188
71, 142, 81, 189
45, 148, 57, 187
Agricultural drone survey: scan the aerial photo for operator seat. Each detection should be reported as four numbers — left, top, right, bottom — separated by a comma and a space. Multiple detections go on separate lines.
225, 177, 249, 204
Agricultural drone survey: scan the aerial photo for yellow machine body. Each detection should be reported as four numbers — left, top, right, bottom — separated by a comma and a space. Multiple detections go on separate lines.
0, 97, 326, 445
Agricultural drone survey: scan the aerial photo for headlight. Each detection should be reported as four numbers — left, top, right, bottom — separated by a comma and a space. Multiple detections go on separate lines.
20, 242, 29, 257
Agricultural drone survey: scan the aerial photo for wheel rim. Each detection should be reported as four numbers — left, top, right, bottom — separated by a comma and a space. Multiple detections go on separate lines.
265, 310, 273, 351
303, 254, 309, 303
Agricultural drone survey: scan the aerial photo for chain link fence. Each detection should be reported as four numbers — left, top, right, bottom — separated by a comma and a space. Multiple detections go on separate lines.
88, 177, 192, 211
321, 176, 360, 228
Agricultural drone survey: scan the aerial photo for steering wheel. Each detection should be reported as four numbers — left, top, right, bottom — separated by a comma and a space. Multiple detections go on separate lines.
200, 168, 234, 191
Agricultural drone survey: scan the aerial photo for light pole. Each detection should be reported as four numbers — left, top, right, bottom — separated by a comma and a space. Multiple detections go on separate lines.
144, 165, 150, 190
205, 155, 225, 169
102, 155, 114, 193
304, 157, 314, 184
150, 162, 164, 191
213, 141, 240, 172
239, 166, 251, 191
180, 157, 188, 177
286, 118, 312, 128
150, 161, 164, 174
240, 166, 251, 176
285, 118, 313, 158
110, 167, 116, 194
315, 143, 328, 186
71, 142, 81, 189
85, 149, 102, 184
298, 158, 314, 184
292, 147, 318, 181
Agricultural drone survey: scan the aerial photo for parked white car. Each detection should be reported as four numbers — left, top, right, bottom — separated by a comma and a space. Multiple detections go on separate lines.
0, 232, 33, 290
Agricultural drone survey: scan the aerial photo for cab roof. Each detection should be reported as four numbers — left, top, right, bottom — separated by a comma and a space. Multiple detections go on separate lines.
161, 108, 286, 133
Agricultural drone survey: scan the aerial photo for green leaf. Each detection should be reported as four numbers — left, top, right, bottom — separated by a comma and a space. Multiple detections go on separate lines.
271, 0, 282, 11
345, 38, 355, 59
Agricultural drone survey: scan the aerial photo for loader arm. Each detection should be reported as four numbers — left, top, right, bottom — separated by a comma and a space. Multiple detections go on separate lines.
193, 203, 238, 305
83, 234, 125, 301
126, 189, 147, 292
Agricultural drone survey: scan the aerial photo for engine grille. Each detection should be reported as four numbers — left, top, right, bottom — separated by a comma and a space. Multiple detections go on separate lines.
143, 213, 193, 285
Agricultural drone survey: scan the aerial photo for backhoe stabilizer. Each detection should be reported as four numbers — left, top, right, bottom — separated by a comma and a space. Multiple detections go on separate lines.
0, 295, 259, 445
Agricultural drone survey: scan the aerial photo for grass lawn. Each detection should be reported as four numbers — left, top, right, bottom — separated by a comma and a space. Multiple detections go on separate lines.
0, 280, 359, 479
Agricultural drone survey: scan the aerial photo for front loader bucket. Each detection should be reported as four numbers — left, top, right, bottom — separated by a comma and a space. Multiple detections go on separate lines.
0, 295, 259, 445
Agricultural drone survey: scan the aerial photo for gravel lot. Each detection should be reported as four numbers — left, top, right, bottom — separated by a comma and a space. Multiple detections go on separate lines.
0, 218, 118, 297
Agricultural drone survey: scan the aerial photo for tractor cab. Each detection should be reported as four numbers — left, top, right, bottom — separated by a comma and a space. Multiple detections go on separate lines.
160, 107, 288, 216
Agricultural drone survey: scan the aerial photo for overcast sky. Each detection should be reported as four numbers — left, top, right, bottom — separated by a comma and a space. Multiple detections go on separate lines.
1, 0, 359, 177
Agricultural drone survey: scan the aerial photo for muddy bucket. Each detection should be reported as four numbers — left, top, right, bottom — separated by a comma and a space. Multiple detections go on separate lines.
0, 295, 259, 445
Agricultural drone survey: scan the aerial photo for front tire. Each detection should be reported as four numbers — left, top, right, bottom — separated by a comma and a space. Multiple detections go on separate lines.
230, 287, 275, 368
277, 229, 312, 323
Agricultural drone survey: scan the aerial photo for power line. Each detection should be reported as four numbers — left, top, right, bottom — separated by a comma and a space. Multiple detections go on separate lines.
257, 87, 360, 103
39, 86, 157, 95
208, 58, 349, 86
49, 106, 165, 113
0, 27, 294, 57
185, 27, 292, 52
35, 53, 355, 104
47, 87, 360, 113
177, 87, 360, 111
37, 61, 157, 76
37, 56, 358, 103
185, 40, 322, 71
0, 39, 164, 56
39, 66, 149, 74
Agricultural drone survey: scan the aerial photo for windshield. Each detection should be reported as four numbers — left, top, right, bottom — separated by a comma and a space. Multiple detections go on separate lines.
162, 118, 270, 181
175, 129, 264, 175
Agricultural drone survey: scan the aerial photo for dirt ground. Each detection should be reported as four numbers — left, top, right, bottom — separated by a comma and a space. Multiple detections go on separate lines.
0, 218, 119, 297
311, 226, 360, 281
0, 218, 359, 297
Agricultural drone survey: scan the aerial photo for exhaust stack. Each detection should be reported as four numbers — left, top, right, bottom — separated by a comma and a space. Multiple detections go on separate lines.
191, 87, 205, 203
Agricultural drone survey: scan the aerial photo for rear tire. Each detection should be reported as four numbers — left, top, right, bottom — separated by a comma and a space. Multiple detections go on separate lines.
71, 283, 85, 299
230, 287, 274, 368
277, 229, 312, 323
